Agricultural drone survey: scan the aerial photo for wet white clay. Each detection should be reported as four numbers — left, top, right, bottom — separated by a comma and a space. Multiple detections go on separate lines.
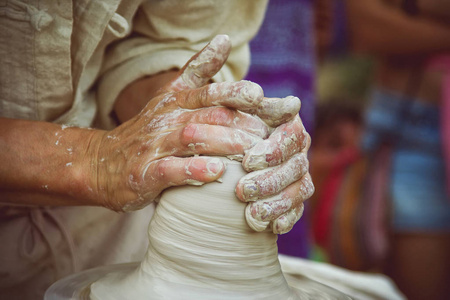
89, 160, 348, 300
90, 160, 295, 299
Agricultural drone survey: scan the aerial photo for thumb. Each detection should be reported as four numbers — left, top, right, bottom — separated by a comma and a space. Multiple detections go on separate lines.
165, 35, 232, 92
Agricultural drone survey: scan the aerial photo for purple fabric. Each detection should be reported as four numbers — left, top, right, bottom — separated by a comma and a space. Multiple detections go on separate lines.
245, 0, 315, 258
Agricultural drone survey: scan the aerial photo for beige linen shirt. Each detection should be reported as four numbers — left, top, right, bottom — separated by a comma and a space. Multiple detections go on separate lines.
0, 0, 268, 299
0, 0, 267, 129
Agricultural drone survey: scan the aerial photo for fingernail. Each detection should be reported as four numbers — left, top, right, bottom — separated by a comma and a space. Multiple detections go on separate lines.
210, 34, 230, 48
242, 142, 270, 171
239, 81, 263, 105
206, 158, 224, 176
284, 96, 301, 114
242, 179, 259, 201
251, 202, 272, 221
245, 205, 270, 232
253, 198, 292, 221
272, 205, 304, 234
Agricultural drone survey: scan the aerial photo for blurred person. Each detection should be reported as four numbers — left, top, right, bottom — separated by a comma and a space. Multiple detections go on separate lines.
310, 101, 363, 207
345, 0, 450, 299
0, 1, 314, 299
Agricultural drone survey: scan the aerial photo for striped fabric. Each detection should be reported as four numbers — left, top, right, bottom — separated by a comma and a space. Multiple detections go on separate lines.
312, 145, 391, 271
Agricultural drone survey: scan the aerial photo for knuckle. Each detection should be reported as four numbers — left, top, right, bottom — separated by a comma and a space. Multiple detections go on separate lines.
241, 81, 264, 106
209, 107, 235, 123
198, 85, 211, 106
273, 215, 292, 234
252, 201, 274, 221
289, 153, 309, 176
304, 176, 315, 199
180, 123, 198, 146
303, 131, 311, 151
129, 163, 147, 191
154, 159, 170, 182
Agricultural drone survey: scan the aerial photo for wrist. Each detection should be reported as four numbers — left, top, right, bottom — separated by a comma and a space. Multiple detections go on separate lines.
64, 127, 107, 207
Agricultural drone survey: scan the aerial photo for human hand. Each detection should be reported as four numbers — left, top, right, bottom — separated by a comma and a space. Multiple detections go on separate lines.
236, 114, 315, 234
91, 35, 299, 212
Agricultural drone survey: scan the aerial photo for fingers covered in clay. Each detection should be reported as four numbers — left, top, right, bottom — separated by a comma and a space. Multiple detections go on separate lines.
256, 96, 301, 128
244, 173, 314, 233
95, 34, 305, 214
272, 204, 305, 234
238, 124, 313, 234
183, 107, 270, 138
156, 124, 263, 158
109, 156, 226, 212
166, 34, 232, 92
157, 81, 265, 115
242, 115, 308, 171
95, 35, 271, 212
236, 151, 310, 202
157, 32, 298, 127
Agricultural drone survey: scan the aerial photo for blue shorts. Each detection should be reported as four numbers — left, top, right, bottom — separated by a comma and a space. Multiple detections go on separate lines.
362, 88, 450, 232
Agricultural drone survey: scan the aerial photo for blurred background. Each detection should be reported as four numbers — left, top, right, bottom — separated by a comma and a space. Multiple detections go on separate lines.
246, 0, 450, 299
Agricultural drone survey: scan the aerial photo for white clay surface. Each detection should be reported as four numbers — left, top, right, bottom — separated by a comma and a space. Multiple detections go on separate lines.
89, 160, 348, 299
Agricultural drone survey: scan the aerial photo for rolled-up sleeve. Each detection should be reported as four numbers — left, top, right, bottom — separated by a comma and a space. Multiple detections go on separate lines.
97, 0, 268, 129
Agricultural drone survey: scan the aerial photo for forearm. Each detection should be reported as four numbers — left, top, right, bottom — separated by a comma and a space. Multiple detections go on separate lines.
346, 0, 450, 56
0, 118, 103, 207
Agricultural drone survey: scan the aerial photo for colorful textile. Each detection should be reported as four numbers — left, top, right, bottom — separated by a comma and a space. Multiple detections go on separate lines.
364, 88, 450, 232
312, 145, 391, 271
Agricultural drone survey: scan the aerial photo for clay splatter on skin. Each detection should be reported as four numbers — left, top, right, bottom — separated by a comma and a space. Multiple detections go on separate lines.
272, 205, 304, 234
55, 134, 63, 146
239, 152, 309, 202
243, 115, 305, 171
180, 35, 231, 89
257, 96, 301, 128
209, 81, 264, 111
226, 154, 244, 162
247, 174, 313, 224
188, 143, 207, 153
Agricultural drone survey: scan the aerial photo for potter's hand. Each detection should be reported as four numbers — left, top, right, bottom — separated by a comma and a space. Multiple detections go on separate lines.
91, 35, 294, 212
236, 114, 314, 234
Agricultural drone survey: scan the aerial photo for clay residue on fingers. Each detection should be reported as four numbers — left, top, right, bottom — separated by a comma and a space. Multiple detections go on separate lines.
180, 35, 231, 89
238, 152, 309, 202
258, 96, 301, 127
272, 204, 304, 234
249, 197, 293, 222
209, 80, 264, 111
245, 205, 270, 232
242, 140, 272, 171
243, 116, 305, 171
226, 154, 244, 162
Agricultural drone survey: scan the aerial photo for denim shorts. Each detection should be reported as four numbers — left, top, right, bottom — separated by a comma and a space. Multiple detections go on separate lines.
362, 88, 450, 232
